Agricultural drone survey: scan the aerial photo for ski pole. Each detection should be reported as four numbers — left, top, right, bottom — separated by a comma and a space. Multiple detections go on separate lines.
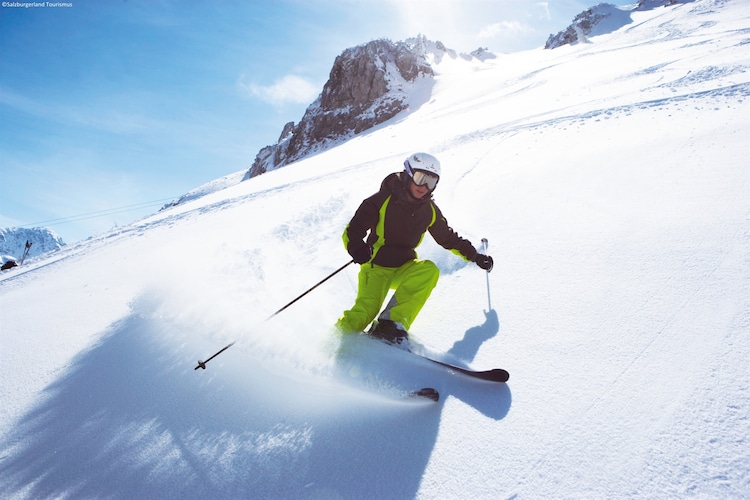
481, 238, 491, 311
20, 240, 32, 265
195, 259, 354, 370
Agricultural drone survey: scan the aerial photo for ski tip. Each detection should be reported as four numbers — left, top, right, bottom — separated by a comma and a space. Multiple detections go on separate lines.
487, 369, 509, 383
473, 368, 509, 383
494, 369, 509, 383
410, 387, 440, 402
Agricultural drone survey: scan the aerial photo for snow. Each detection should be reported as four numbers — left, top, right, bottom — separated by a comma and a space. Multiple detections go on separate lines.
1, 0, 749, 498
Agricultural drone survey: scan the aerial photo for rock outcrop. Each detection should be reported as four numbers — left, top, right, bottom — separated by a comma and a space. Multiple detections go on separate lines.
244, 37, 437, 179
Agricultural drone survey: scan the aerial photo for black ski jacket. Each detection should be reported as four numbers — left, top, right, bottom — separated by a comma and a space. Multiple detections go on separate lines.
343, 172, 477, 268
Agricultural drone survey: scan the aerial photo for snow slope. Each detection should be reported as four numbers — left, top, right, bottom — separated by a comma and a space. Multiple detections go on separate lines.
1, 0, 749, 498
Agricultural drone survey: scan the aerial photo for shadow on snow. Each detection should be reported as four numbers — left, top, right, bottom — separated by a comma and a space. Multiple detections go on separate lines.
0, 296, 510, 499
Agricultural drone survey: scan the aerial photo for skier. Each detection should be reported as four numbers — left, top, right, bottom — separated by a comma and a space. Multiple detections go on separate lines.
335, 152, 494, 343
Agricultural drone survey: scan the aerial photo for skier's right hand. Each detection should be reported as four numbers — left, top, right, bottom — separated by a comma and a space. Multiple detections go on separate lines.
474, 253, 494, 272
349, 242, 373, 264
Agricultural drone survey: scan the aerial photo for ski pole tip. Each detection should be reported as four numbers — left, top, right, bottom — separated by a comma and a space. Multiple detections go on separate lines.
195, 360, 207, 370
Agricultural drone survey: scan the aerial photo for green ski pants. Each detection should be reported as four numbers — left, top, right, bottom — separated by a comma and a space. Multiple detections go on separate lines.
336, 259, 440, 334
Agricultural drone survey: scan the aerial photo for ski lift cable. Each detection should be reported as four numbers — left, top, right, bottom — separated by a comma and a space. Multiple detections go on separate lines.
18, 197, 179, 227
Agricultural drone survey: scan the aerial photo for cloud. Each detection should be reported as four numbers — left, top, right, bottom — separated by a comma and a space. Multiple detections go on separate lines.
240, 75, 320, 106
478, 20, 533, 39
535, 2, 551, 21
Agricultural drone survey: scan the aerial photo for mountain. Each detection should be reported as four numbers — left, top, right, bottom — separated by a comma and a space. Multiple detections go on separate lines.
1, 0, 748, 497
545, 0, 696, 49
244, 36, 492, 179
0, 226, 66, 262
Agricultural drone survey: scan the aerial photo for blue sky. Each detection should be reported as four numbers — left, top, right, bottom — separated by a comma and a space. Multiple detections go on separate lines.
0, 0, 626, 244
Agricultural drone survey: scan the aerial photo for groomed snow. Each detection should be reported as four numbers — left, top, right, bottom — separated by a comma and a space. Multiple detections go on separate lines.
1, 1, 748, 498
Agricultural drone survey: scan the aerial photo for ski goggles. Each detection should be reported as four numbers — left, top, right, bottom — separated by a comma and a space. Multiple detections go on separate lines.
405, 161, 439, 190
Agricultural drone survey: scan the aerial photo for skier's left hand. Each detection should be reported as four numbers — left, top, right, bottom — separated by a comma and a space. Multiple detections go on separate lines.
474, 253, 493, 272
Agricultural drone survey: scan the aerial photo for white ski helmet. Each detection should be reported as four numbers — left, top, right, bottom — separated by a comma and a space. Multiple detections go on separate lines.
404, 152, 441, 190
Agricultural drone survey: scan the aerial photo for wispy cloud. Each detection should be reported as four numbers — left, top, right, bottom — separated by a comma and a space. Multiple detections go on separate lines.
0, 86, 169, 135
478, 20, 533, 39
535, 2, 551, 21
239, 75, 320, 106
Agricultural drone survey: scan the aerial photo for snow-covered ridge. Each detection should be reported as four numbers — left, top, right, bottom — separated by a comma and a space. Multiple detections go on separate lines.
545, 0, 698, 49
160, 170, 247, 211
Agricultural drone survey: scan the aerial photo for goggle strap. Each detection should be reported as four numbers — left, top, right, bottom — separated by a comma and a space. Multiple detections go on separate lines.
404, 159, 414, 177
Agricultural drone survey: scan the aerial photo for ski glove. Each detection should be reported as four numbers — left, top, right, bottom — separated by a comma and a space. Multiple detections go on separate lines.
349, 242, 373, 264
474, 253, 494, 272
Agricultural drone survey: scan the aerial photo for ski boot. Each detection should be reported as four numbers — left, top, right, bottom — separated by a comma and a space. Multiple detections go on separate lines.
368, 319, 409, 346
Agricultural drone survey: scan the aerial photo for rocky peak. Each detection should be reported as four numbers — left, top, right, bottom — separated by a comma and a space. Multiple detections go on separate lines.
544, 3, 632, 49
545, 0, 695, 50
244, 36, 440, 179
636, 0, 686, 9
321, 38, 432, 109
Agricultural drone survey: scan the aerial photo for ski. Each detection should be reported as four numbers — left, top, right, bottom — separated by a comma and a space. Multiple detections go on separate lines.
417, 355, 509, 383
372, 336, 510, 383
408, 387, 440, 402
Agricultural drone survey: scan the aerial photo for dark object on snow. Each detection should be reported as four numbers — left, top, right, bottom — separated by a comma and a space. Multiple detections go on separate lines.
369, 319, 409, 345
1, 256, 18, 271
